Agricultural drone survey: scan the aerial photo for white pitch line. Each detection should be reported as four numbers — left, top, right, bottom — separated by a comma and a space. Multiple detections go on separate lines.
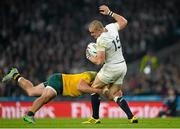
1, 128, 180, 129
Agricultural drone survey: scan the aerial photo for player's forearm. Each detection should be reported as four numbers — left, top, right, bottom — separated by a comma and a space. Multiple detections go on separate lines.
112, 13, 128, 30
89, 51, 105, 65
78, 84, 101, 94
77, 80, 102, 94
99, 5, 128, 30
81, 87, 101, 94
89, 56, 103, 65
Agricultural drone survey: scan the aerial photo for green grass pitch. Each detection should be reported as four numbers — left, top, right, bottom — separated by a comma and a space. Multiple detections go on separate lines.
0, 118, 180, 128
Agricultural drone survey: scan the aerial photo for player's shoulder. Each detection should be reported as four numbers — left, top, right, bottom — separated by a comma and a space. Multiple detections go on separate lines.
83, 71, 97, 81
82, 71, 96, 77
105, 23, 114, 27
105, 22, 119, 31
97, 29, 110, 41
97, 34, 105, 43
105, 23, 116, 29
82, 71, 97, 75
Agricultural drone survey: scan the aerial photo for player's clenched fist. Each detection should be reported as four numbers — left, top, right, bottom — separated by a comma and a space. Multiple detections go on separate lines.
99, 5, 110, 15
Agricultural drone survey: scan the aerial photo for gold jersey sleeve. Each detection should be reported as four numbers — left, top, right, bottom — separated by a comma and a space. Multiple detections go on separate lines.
62, 71, 97, 97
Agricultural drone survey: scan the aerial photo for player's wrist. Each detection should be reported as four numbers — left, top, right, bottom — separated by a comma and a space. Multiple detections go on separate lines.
108, 10, 114, 17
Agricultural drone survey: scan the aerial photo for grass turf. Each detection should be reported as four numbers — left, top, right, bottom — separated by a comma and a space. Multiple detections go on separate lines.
0, 118, 180, 128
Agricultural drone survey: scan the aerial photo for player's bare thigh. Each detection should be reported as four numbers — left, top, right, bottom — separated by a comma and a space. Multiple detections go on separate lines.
28, 83, 45, 96
91, 75, 107, 88
41, 86, 57, 103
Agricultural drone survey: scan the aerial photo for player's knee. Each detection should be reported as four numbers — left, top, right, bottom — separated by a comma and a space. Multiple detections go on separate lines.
42, 91, 56, 104
116, 90, 123, 97
114, 90, 123, 97
108, 90, 123, 100
26, 89, 35, 97
27, 92, 34, 97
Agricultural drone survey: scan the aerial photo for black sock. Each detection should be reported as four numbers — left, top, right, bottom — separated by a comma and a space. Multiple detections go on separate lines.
27, 111, 34, 116
13, 73, 21, 81
116, 97, 133, 119
91, 93, 100, 119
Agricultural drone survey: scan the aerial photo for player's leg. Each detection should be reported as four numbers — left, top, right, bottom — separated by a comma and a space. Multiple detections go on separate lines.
23, 73, 61, 124
91, 93, 100, 119
28, 87, 56, 113
109, 84, 138, 123
82, 85, 111, 124
23, 86, 57, 124
2, 67, 44, 96
110, 62, 138, 123
2, 68, 20, 82
82, 93, 101, 124
17, 77, 45, 96
82, 71, 107, 124
91, 74, 107, 88
90, 74, 107, 123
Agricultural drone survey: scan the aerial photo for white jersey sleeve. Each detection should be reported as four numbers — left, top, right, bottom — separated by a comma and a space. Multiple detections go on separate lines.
96, 37, 106, 52
114, 22, 120, 30
96, 23, 125, 64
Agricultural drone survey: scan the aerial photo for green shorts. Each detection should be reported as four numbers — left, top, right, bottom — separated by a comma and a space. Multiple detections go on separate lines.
43, 73, 63, 95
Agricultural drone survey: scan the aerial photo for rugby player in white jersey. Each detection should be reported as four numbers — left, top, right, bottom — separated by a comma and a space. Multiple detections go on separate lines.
83, 5, 138, 124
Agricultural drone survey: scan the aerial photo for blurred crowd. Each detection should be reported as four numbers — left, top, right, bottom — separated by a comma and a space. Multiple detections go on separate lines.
0, 0, 180, 97
124, 57, 180, 96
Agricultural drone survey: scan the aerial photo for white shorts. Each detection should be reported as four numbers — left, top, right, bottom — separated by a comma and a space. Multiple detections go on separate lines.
97, 61, 127, 85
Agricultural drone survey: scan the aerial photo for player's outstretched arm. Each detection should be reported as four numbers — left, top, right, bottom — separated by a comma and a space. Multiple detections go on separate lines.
77, 79, 102, 94
99, 5, 128, 30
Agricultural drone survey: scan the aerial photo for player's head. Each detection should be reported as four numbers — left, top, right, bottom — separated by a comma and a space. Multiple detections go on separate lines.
88, 20, 104, 39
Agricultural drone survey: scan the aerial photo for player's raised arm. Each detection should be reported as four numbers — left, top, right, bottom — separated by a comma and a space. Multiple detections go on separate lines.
99, 5, 128, 30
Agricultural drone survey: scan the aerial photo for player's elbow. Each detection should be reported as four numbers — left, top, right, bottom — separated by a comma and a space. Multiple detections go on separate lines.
77, 85, 82, 92
118, 17, 128, 30
26, 89, 35, 97
124, 19, 128, 27
122, 21, 128, 29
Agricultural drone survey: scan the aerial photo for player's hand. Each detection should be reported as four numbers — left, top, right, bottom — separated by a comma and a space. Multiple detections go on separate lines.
102, 85, 109, 97
99, 88, 109, 99
96, 89, 103, 95
86, 49, 91, 59
99, 5, 110, 15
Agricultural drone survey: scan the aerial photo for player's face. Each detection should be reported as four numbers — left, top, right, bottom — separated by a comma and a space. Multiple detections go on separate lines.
89, 27, 102, 39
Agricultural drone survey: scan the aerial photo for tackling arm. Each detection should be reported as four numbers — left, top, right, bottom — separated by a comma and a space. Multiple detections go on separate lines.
77, 79, 102, 94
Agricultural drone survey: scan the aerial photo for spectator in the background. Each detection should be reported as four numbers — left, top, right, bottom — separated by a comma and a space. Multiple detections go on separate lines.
0, 0, 179, 97
140, 50, 159, 75
158, 87, 177, 117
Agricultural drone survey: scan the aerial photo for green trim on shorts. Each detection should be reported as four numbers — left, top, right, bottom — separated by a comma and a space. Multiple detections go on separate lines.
43, 73, 63, 95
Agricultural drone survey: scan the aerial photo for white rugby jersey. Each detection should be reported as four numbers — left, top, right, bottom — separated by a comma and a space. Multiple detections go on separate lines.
96, 23, 125, 64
